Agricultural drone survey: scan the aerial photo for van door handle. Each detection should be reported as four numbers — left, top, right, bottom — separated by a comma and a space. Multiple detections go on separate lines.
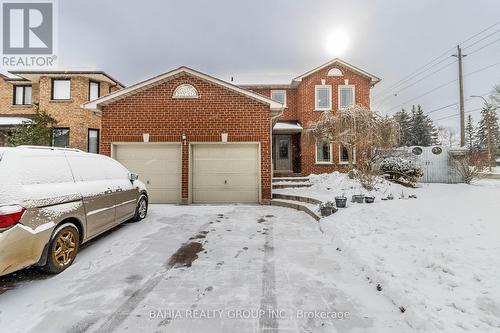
105, 189, 112, 194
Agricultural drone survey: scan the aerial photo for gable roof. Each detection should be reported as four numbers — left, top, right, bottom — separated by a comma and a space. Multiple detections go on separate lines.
292, 58, 381, 86
82, 66, 284, 112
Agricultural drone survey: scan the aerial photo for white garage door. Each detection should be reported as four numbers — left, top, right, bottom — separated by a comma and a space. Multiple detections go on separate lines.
113, 143, 181, 204
192, 144, 260, 203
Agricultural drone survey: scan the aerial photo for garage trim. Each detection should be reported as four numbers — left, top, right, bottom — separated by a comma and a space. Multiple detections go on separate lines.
111, 142, 182, 203
188, 142, 262, 204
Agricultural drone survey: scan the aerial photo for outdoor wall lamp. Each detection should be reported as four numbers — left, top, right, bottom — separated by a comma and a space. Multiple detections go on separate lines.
181, 131, 187, 145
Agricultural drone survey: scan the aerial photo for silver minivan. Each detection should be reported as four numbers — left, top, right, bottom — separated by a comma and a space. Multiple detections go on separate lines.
0, 146, 148, 276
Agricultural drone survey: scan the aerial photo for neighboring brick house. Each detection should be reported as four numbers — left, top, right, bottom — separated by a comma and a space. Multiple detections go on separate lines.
0, 71, 123, 151
83, 67, 283, 205
241, 58, 381, 176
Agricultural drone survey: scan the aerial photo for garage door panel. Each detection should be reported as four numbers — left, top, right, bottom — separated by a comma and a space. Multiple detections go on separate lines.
192, 144, 259, 203
115, 146, 179, 160
114, 144, 181, 204
119, 159, 179, 174
193, 174, 258, 187
141, 174, 179, 189
193, 145, 258, 159
193, 189, 258, 203
194, 160, 258, 174
145, 189, 180, 204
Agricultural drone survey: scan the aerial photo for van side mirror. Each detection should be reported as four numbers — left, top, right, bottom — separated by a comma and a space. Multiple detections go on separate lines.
129, 173, 139, 182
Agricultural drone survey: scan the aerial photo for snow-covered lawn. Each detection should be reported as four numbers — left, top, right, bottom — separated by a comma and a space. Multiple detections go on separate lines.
0, 205, 411, 333
277, 173, 500, 332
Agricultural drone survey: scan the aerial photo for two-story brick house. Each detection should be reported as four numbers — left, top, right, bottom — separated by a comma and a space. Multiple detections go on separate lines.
0, 70, 123, 150
241, 58, 380, 176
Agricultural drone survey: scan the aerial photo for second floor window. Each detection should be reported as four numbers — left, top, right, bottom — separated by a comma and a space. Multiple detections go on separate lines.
13, 85, 32, 105
315, 85, 331, 111
270, 90, 286, 106
89, 81, 100, 101
52, 79, 71, 100
339, 86, 354, 109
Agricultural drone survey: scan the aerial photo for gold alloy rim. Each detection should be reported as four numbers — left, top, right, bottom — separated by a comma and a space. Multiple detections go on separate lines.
52, 230, 77, 267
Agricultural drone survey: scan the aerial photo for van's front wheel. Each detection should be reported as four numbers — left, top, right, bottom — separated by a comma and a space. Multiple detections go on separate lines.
43, 224, 80, 274
133, 195, 148, 222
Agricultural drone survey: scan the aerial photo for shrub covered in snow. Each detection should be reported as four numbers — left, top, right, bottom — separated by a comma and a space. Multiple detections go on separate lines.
379, 156, 423, 186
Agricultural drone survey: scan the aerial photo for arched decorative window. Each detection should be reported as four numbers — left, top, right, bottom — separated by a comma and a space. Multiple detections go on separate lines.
327, 68, 343, 77
173, 84, 198, 98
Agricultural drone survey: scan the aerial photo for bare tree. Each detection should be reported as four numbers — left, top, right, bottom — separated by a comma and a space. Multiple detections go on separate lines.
449, 149, 488, 184
307, 105, 400, 188
436, 126, 459, 147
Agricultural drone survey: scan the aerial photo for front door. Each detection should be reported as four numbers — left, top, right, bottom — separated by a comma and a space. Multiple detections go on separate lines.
274, 135, 292, 171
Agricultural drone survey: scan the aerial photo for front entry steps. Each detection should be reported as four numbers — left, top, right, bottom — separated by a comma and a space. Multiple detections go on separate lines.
271, 193, 322, 221
272, 176, 313, 189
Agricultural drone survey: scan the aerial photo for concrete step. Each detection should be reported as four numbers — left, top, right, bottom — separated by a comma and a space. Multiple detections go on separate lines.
270, 199, 321, 221
272, 193, 322, 205
272, 182, 313, 189
272, 177, 310, 183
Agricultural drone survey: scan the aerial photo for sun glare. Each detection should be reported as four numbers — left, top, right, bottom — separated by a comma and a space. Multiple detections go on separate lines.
326, 30, 350, 57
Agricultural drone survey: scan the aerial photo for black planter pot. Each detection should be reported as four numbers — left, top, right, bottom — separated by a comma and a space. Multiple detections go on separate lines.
320, 206, 333, 217
364, 196, 375, 203
352, 195, 364, 203
335, 196, 347, 208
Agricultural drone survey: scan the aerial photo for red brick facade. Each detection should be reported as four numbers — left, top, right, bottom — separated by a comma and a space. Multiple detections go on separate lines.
247, 61, 376, 176
99, 74, 273, 203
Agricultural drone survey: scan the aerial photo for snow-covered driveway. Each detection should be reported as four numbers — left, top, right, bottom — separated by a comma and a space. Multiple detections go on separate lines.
0, 205, 409, 333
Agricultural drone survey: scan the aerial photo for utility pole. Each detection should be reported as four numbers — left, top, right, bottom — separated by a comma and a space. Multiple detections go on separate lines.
452, 45, 466, 146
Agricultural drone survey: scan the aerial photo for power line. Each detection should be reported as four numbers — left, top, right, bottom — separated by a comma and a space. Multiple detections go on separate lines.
424, 91, 490, 115
386, 62, 500, 113
467, 36, 500, 56
462, 28, 500, 50
373, 19, 500, 101
386, 60, 457, 96
433, 107, 482, 121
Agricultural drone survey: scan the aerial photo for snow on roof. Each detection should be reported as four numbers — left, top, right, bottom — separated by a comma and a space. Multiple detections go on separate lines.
82, 66, 285, 112
273, 121, 303, 132
292, 58, 381, 86
0, 116, 31, 126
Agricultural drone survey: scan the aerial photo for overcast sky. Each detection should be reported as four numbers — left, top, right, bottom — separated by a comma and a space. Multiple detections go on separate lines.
57, 0, 500, 131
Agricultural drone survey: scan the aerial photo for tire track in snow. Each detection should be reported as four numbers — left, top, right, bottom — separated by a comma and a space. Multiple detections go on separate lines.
259, 218, 279, 332
93, 220, 213, 333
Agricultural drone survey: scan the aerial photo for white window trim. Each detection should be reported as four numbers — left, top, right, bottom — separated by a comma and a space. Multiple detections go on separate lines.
339, 145, 356, 164
173, 84, 199, 99
315, 85, 332, 111
270, 90, 286, 107
338, 85, 355, 110
315, 139, 333, 164
52, 79, 71, 100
